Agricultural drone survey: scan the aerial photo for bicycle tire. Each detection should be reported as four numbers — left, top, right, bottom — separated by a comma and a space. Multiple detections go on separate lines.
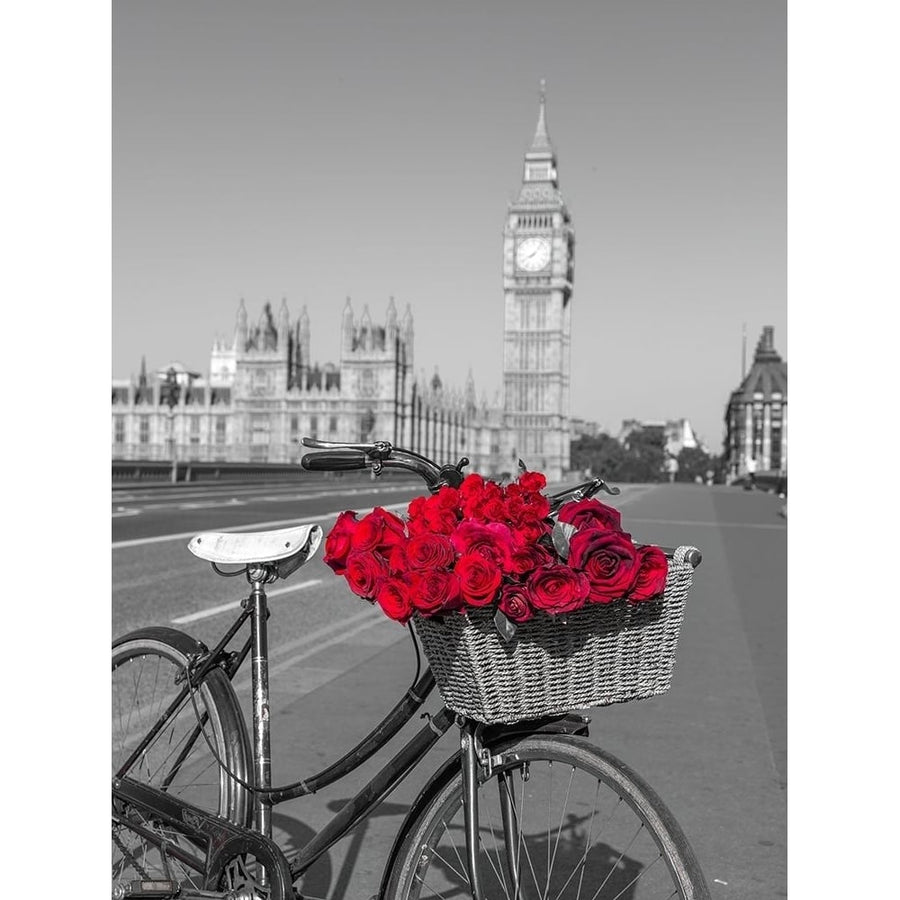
112, 628, 252, 892
385, 733, 710, 900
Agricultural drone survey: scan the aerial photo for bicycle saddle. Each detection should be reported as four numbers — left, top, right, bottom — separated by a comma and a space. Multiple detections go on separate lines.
187, 523, 323, 566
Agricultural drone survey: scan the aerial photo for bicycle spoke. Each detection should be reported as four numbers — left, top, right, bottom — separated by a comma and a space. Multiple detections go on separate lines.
483, 786, 511, 899
113, 638, 249, 894
428, 820, 469, 884
512, 766, 544, 900
447, 827, 469, 884
607, 853, 663, 900
555, 779, 601, 900
586, 822, 645, 900
477, 831, 511, 899
413, 871, 456, 900
545, 764, 576, 896
546, 760, 554, 897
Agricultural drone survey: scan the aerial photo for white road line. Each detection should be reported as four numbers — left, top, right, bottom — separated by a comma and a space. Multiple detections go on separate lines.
112, 501, 408, 550
231, 609, 396, 692
171, 579, 322, 624
627, 517, 786, 531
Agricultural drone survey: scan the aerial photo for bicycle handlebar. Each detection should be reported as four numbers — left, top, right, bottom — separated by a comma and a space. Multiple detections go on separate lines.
300, 438, 455, 490
301, 449, 370, 472
299, 438, 615, 508
298, 437, 702, 568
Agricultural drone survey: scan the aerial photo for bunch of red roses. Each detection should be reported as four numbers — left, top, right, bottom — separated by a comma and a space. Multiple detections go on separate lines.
323, 470, 668, 626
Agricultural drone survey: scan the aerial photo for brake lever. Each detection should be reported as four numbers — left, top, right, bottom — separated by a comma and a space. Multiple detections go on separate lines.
579, 477, 621, 499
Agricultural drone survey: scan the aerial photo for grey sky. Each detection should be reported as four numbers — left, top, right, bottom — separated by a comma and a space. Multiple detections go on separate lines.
113, 0, 785, 448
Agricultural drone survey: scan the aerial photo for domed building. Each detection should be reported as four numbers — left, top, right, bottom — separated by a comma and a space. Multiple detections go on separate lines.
724, 326, 787, 481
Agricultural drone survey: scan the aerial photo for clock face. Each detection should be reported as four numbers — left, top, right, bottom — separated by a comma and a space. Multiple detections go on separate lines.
516, 237, 551, 272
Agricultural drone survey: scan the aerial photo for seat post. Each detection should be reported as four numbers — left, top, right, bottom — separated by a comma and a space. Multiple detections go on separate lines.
246, 568, 274, 857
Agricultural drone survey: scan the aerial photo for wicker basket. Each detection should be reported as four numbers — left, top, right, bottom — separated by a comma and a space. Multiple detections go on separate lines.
413, 545, 697, 724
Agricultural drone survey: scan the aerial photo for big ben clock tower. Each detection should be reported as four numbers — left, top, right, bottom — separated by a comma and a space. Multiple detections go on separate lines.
501, 82, 574, 481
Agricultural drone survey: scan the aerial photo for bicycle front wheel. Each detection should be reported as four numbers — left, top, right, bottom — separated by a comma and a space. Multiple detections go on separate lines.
112, 629, 251, 892
387, 734, 709, 900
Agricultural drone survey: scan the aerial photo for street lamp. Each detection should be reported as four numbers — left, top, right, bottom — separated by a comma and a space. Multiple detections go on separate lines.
160, 367, 181, 483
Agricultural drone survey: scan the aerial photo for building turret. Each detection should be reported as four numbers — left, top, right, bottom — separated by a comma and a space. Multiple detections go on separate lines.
257, 302, 278, 352
235, 298, 248, 350
357, 305, 373, 352
465, 368, 477, 411
401, 303, 414, 369
341, 297, 354, 355
277, 297, 290, 353
290, 304, 311, 390
386, 296, 399, 347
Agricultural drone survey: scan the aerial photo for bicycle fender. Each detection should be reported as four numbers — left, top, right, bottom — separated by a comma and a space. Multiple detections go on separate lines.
375, 713, 590, 900
113, 625, 208, 655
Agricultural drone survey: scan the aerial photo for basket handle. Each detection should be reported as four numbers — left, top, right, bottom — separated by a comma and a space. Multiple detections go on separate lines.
671, 545, 702, 568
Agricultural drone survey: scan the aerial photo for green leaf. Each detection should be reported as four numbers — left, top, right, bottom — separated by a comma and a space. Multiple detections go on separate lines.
493, 608, 517, 642
551, 521, 577, 560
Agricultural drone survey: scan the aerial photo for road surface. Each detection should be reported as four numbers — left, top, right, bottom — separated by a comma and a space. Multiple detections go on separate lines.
112, 476, 787, 899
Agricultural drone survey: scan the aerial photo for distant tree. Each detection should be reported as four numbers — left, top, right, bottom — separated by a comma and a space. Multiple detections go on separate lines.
570, 433, 628, 482
619, 428, 667, 483
675, 446, 713, 483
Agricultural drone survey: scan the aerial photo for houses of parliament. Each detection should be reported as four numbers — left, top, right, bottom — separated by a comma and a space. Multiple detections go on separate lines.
112, 89, 576, 480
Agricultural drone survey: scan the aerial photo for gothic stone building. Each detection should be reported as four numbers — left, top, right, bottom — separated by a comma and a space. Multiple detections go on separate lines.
112, 91, 574, 480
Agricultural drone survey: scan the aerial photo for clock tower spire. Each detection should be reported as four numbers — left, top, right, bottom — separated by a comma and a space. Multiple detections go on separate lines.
501, 83, 575, 481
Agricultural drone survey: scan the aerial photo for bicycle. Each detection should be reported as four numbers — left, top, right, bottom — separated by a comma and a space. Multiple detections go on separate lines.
112, 438, 710, 900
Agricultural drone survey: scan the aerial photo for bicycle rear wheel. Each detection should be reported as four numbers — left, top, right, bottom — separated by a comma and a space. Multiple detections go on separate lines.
112, 629, 251, 893
387, 734, 709, 900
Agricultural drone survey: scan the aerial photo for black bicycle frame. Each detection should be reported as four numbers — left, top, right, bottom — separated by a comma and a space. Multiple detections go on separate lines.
118, 575, 462, 882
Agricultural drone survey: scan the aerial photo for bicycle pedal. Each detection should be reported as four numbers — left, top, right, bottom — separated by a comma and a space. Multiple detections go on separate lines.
112, 880, 179, 898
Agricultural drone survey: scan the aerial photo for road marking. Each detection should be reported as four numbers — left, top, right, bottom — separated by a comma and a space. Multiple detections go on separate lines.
171, 579, 322, 624
112, 484, 417, 513
113, 484, 654, 551
179, 500, 246, 510
113, 509, 140, 518
112, 502, 408, 550
231, 607, 397, 693
628, 517, 786, 531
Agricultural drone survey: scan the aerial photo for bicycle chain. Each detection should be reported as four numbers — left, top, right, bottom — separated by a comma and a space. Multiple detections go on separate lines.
112, 823, 154, 881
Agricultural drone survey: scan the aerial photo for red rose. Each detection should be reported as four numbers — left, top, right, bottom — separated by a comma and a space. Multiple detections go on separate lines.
323, 510, 359, 575
407, 495, 427, 519
506, 490, 550, 525
510, 542, 553, 576
527, 564, 590, 614
498, 581, 534, 623
343, 549, 389, 598
375, 577, 413, 623
459, 473, 485, 500
462, 479, 503, 520
450, 521, 514, 570
558, 498, 623, 534
517, 470, 547, 494
627, 546, 669, 602
405, 533, 456, 572
386, 542, 408, 575
351, 507, 407, 553
568, 529, 639, 603
409, 568, 461, 615
510, 517, 552, 551
420, 494, 460, 535
455, 552, 503, 607
480, 496, 508, 523
432, 485, 461, 512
